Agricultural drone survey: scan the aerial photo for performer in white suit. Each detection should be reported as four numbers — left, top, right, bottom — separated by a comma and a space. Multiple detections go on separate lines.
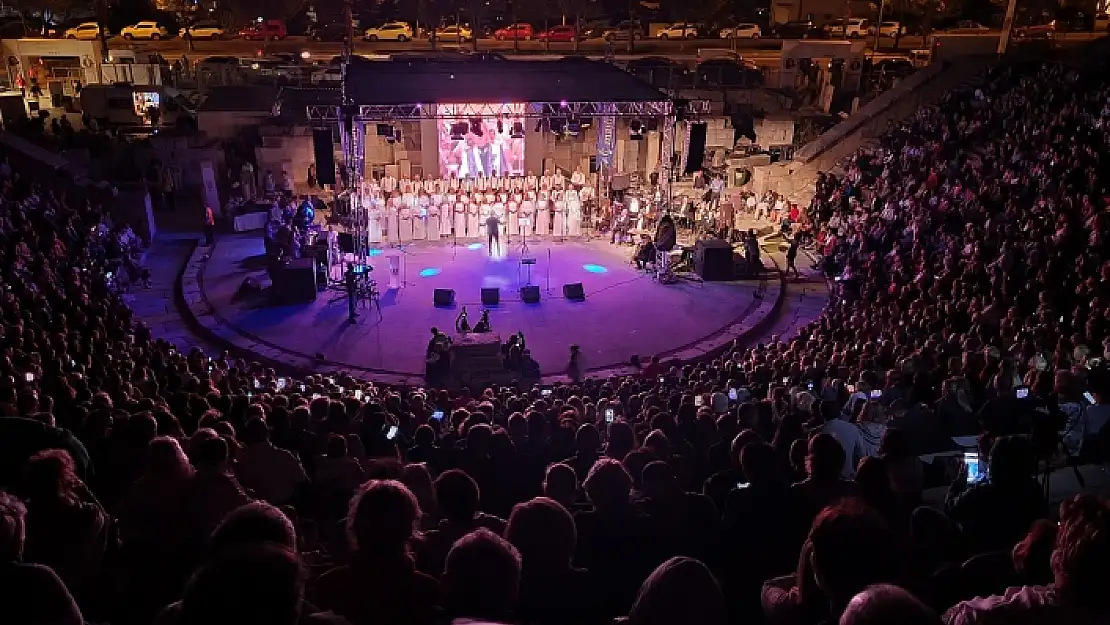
536, 189, 550, 235
493, 197, 507, 242
567, 188, 582, 236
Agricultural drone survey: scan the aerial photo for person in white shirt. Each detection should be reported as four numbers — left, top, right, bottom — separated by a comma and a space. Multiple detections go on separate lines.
823, 394, 886, 478
234, 418, 308, 506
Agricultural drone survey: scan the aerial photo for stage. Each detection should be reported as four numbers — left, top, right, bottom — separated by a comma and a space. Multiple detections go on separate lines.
198, 235, 768, 377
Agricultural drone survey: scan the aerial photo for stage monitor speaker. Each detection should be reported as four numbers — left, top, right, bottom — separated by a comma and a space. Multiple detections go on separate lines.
520, 285, 540, 303
277, 258, 318, 303
481, 288, 500, 306
694, 238, 734, 281
684, 122, 708, 175
313, 128, 337, 185
433, 288, 455, 307
562, 283, 585, 301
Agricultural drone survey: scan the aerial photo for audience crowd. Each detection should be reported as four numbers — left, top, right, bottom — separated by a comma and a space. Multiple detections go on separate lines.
4, 58, 1110, 625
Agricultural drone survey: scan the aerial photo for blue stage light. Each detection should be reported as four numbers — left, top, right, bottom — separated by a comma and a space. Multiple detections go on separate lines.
419, 268, 442, 277
467, 243, 484, 251
368, 249, 384, 256
583, 264, 608, 274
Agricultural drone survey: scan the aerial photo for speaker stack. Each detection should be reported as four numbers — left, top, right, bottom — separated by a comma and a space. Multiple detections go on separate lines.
274, 258, 319, 303
312, 128, 337, 186
694, 239, 734, 281
433, 289, 456, 307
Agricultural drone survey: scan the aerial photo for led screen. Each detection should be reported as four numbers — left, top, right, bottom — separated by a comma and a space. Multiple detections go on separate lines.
437, 103, 525, 178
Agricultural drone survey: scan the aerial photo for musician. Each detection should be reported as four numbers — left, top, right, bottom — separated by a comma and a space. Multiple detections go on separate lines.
634, 234, 656, 270
654, 213, 678, 280
610, 204, 630, 245
345, 262, 359, 324
474, 309, 491, 333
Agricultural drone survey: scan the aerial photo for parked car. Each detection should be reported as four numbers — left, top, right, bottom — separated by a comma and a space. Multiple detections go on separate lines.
824, 18, 869, 38
1013, 20, 1056, 39
773, 20, 822, 38
120, 21, 169, 40
363, 21, 413, 41
719, 23, 761, 38
307, 22, 348, 41
239, 20, 287, 40
603, 20, 643, 41
944, 20, 990, 33
433, 25, 473, 42
656, 22, 699, 39
64, 21, 106, 40
535, 25, 578, 42
493, 23, 534, 40
185, 21, 225, 40
874, 20, 903, 37
695, 59, 763, 87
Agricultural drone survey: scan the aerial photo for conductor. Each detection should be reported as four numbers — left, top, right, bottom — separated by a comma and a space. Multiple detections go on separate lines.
486, 211, 502, 257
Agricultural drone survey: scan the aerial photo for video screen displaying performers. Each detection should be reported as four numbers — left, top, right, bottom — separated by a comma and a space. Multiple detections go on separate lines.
437, 103, 525, 179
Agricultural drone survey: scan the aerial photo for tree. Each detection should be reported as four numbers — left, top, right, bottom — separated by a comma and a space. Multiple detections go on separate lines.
557, 0, 589, 51
7, 0, 92, 32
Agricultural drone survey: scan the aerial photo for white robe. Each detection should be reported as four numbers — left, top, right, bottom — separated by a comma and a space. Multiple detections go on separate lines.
386, 205, 399, 242
426, 205, 440, 241
413, 198, 427, 240
520, 200, 534, 236
454, 202, 468, 237
508, 201, 519, 238
468, 204, 481, 237
439, 202, 453, 237
398, 208, 413, 242
567, 190, 581, 236
554, 197, 567, 236
381, 176, 397, 193
368, 208, 383, 244
535, 193, 550, 235
493, 201, 507, 239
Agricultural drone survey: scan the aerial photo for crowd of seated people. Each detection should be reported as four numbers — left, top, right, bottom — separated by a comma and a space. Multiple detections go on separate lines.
6, 57, 1110, 625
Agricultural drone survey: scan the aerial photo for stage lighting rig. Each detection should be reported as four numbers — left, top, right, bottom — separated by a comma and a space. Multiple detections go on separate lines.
510, 121, 525, 138
469, 118, 484, 136
629, 119, 643, 140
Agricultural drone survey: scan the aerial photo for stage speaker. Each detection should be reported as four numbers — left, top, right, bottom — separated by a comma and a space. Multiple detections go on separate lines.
276, 258, 318, 303
433, 288, 455, 307
612, 173, 630, 191
562, 283, 585, 301
694, 239, 734, 281
313, 128, 336, 185
520, 285, 540, 303
481, 287, 500, 306
684, 122, 708, 175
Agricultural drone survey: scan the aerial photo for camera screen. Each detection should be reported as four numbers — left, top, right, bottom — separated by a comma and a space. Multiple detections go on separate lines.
729, 388, 738, 401
1016, 387, 1030, 399
386, 425, 399, 440
964, 452, 983, 484
541, 388, 553, 397
605, 408, 615, 423
870, 389, 883, 399
431, 410, 444, 420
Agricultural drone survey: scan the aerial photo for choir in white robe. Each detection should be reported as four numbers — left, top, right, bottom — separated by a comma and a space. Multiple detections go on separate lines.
427, 204, 441, 241
520, 200, 534, 237
398, 207, 414, 242
553, 193, 567, 236
567, 190, 582, 236
536, 192, 550, 235
413, 197, 427, 240
386, 201, 400, 242
468, 202, 481, 238
368, 204, 383, 244
508, 200, 519, 237
493, 201, 507, 240
454, 202, 467, 237
439, 200, 453, 237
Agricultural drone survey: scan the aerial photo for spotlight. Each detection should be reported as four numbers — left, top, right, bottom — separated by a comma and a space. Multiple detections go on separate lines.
550, 118, 566, 136
511, 121, 525, 138
469, 118, 483, 136
566, 119, 581, 136
376, 123, 394, 137
579, 117, 593, 129
629, 119, 643, 140
387, 127, 402, 144
449, 121, 468, 141
496, 119, 504, 134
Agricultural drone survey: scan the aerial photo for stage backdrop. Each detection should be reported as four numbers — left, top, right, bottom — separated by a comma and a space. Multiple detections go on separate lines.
437, 103, 525, 178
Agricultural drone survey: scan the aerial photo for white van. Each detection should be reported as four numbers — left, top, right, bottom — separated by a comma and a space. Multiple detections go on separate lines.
824, 18, 870, 38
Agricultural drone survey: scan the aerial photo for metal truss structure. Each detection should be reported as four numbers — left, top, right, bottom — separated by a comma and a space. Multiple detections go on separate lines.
305, 99, 710, 123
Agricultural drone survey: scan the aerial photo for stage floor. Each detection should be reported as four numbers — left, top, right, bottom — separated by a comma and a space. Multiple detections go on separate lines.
200, 236, 765, 377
